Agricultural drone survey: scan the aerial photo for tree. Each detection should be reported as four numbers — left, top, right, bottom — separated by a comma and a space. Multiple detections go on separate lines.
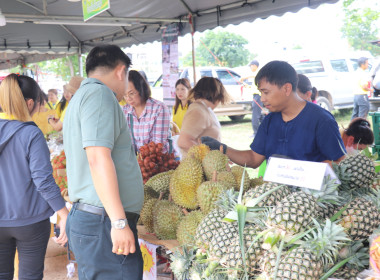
341, 0, 380, 56
181, 30, 253, 68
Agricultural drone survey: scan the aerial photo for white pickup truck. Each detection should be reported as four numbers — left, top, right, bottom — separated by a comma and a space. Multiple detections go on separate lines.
290, 56, 364, 112
151, 66, 253, 121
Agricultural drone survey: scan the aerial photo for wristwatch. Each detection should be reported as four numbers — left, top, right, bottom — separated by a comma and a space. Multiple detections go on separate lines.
111, 219, 128, 229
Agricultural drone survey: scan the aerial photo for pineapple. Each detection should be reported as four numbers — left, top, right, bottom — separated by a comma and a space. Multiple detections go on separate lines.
209, 221, 238, 259
194, 189, 237, 249
242, 182, 291, 207
260, 219, 350, 280
266, 178, 341, 237
224, 224, 263, 277
334, 152, 376, 191
169, 246, 196, 280
338, 196, 380, 240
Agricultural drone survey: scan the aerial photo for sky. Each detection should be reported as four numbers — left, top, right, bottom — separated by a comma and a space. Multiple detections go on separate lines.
124, 0, 379, 79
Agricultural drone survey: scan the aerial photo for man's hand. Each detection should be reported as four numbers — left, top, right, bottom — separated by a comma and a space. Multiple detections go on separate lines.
201, 136, 227, 154
111, 226, 136, 256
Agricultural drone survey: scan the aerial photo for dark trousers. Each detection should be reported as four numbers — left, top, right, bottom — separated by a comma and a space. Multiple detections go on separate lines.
0, 219, 51, 280
252, 94, 265, 135
351, 94, 369, 120
66, 204, 143, 280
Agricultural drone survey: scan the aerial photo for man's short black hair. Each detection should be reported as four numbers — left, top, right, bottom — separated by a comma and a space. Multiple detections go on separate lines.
249, 60, 259, 67
86, 44, 132, 75
255, 60, 298, 92
358, 57, 368, 67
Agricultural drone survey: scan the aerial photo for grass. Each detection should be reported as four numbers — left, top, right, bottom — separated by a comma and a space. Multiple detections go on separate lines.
218, 108, 353, 178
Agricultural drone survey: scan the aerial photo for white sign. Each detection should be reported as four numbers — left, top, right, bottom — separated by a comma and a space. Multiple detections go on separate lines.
263, 157, 340, 190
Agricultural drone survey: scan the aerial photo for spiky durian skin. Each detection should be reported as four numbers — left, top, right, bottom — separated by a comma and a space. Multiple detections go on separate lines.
170, 157, 204, 209
225, 224, 263, 277
250, 177, 264, 189
186, 143, 210, 162
202, 150, 229, 181
267, 191, 318, 234
196, 181, 227, 214
145, 169, 174, 193
339, 197, 380, 240
176, 210, 204, 245
140, 198, 158, 233
216, 171, 238, 190
209, 222, 238, 259
242, 182, 291, 207
195, 208, 228, 249
339, 153, 376, 190
153, 200, 184, 240
144, 184, 159, 202
231, 165, 250, 191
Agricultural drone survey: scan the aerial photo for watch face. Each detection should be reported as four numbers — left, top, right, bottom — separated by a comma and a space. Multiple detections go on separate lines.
114, 219, 126, 229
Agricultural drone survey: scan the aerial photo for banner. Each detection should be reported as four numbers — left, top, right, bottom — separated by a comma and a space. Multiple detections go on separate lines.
162, 24, 179, 106
82, 0, 110, 21
138, 239, 159, 280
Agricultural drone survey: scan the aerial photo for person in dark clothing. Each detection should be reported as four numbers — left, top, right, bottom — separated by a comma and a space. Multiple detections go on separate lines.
0, 74, 68, 280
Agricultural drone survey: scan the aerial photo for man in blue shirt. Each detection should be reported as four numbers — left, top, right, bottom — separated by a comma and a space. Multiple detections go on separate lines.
202, 60, 346, 168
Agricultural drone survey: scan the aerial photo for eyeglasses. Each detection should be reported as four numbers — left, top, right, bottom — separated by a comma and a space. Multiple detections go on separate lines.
125, 91, 138, 98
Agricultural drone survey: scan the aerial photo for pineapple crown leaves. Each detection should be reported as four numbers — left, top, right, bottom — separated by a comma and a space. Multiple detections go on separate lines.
215, 188, 238, 212
302, 218, 350, 266
362, 186, 380, 210
301, 175, 342, 207
170, 245, 197, 280
337, 240, 369, 270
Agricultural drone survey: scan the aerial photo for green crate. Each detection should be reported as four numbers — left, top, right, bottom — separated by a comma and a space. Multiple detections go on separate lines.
372, 145, 380, 161
369, 112, 380, 145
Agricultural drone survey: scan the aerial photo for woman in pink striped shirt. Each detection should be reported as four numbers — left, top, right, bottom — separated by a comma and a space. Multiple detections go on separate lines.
122, 70, 173, 154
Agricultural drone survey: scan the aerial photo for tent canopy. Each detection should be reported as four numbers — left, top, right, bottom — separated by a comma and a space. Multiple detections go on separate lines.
0, 0, 338, 69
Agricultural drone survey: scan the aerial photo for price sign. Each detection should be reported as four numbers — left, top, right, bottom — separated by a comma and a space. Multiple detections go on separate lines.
82, 0, 110, 21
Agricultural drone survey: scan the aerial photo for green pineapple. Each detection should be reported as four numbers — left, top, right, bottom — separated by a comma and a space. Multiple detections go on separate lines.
209, 221, 238, 259
242, 182, 291, 207
169, 246, 196, 280
260, 219, 349, 280
334, 152, 376, 191
266, 178, 341, 236
194, 189, 237, 249
224, 224, 263, 277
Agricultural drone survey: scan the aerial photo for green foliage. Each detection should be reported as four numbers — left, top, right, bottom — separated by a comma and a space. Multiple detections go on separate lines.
181, 30, 253, 68
341, 0, 380, 56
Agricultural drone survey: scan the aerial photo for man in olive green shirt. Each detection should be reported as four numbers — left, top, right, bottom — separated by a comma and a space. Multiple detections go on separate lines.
63, 45, 143, 279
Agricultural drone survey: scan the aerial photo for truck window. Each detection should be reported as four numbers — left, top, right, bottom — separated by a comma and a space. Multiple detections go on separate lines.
330, 59, 349, 72
216, 70, 240, 85
200, 70, 213, 78
292, 61, 325, 74
350, 59, 359, 71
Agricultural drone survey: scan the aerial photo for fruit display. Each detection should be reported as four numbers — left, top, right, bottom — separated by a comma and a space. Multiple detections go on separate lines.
137, 141, 179, 184
164, 151, 379, 280
51, 150, 67, 191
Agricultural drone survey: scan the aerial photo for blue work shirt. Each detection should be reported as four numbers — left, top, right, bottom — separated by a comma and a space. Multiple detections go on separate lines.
251, 102, 345, 162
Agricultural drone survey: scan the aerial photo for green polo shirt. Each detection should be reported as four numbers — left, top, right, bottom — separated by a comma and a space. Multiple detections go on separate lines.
63, 78, 143, 214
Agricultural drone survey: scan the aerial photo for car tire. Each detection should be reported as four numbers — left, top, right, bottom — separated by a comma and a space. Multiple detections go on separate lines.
228, 115, 245, 121
316, 96, 332, 112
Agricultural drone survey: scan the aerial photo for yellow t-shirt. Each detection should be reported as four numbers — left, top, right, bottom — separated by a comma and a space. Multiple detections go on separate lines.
172, 103, 188, 130
55, 102, 68, 120
45, 101, 57, 110
0, 112, 15, 120
32, 109, 55, 135
59, 106, 67, 122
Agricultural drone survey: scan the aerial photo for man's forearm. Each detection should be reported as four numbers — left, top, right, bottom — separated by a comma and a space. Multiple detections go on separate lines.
86, 147, 126, 222
226, 147, 263, 169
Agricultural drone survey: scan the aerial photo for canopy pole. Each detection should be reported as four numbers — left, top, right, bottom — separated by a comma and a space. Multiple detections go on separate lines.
189, 14, 196, 85
78, 43, 83, 77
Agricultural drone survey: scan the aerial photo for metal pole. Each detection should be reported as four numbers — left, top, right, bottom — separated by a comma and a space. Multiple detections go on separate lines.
191, 33, 196, 85
78, 43, 83, 77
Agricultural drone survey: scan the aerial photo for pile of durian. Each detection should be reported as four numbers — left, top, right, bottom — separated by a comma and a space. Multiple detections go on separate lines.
139, 144, 262, 243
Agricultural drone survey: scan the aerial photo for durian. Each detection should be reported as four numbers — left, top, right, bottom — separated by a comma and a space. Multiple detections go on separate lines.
202, 150, 229, 180
176, 210, 204, 245
145, 169, 174, 193
187, 143, 210, 162
140, 198, 157, 233
153, 200, 184, 240
231, 165, 250, 191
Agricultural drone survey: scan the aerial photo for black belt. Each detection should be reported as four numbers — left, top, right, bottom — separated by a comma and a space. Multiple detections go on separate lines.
74, 202, 139, 222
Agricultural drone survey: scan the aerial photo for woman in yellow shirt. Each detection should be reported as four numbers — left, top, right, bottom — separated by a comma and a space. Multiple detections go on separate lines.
48, 76, 84, 131
172, 78, 191, 130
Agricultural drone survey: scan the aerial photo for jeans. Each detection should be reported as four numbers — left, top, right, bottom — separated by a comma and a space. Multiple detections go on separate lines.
351, 94, 369, 120
66, 204, 143, 280
0, 219, 50, 280
252, 94, 265, 135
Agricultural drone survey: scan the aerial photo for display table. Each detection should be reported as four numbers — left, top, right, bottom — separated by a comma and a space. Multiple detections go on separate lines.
137, 225, 180, 252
